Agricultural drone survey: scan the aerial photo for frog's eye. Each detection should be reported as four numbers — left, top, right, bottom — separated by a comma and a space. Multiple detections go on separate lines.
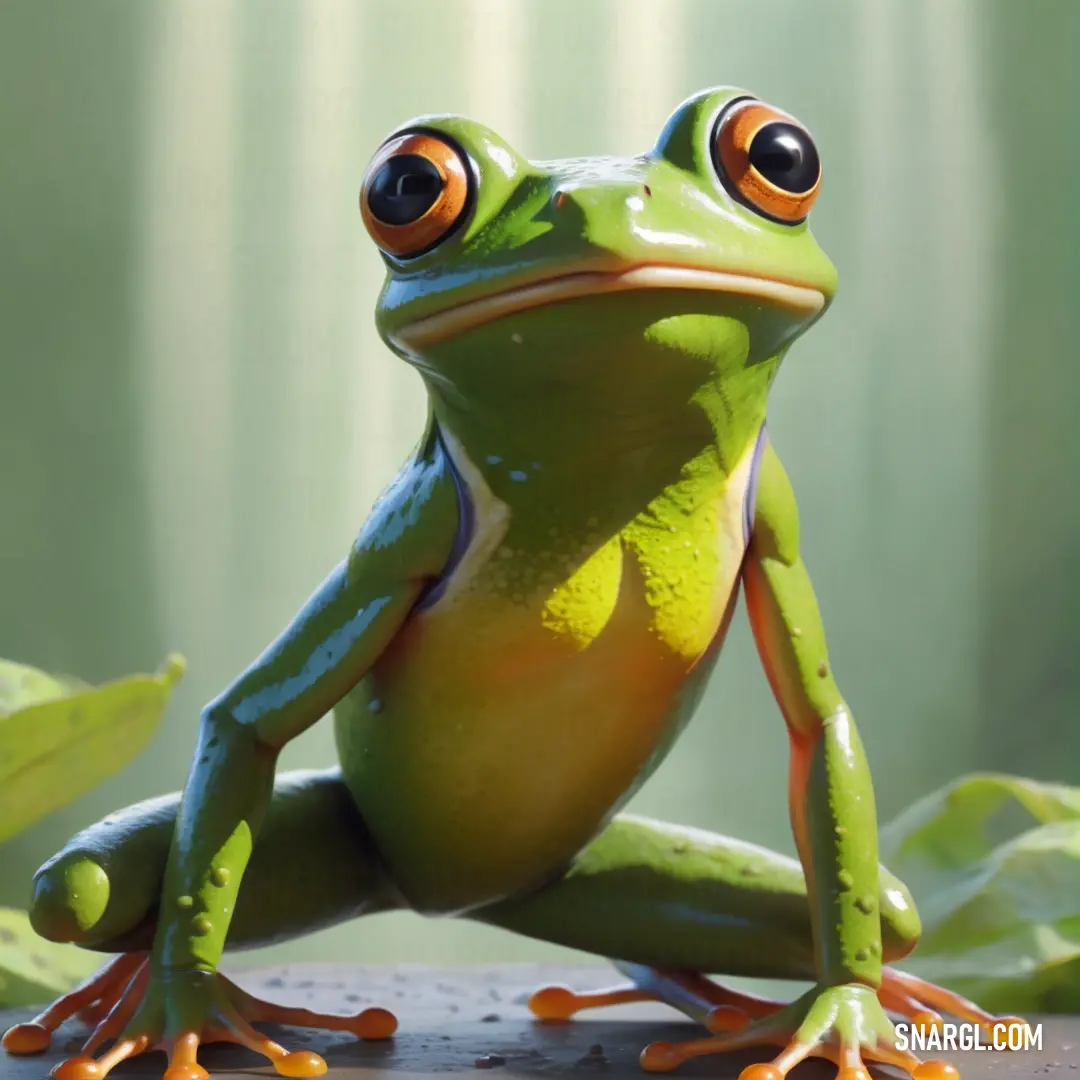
360, 131, 471, 258
712, 99, 821, 224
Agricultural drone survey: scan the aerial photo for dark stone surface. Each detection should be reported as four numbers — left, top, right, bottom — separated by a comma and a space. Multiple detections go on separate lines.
0, 964, 1073, 1078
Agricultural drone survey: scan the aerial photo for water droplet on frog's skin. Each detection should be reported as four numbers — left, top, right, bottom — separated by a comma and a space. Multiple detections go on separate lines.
487, 455, 502, 465
792, 627, 802, 636
211, 867, 230, 888
368, 698, 383, 713
192, 915, 213, 936
176, 895, 194, 909
837, 870, 854, 890
509, 470, 528, 482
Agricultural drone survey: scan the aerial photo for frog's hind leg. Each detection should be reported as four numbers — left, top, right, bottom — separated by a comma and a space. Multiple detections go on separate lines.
2, 767, 400, 1066
473, 814, 1026, 1078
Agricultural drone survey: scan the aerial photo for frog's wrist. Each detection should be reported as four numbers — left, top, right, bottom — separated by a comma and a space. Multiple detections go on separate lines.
152, 909, 228, 972
815, 906, 884, 989
819, 953, 882, 989
814, 896, 884, 984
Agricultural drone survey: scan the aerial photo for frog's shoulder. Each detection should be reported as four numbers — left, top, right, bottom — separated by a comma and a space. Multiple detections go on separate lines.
405, 417, 512, 612
349, 411, 462, 582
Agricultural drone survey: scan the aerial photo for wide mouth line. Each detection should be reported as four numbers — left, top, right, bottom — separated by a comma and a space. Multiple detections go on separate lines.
391, 263, 827, 349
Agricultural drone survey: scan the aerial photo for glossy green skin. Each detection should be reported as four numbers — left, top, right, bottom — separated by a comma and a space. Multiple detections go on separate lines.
28, 88, 916, 1061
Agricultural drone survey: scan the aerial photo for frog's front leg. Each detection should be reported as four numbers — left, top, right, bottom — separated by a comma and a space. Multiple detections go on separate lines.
675, 441, 913, 1078
483, 441, 1027, 1080
2, 769, 401, 1078
647, 441, 956, 1080
4, 445, 460, 1080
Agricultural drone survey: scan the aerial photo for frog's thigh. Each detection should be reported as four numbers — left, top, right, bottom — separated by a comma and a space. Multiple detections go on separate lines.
29, 767, 395, 953
473, 815, 920, 979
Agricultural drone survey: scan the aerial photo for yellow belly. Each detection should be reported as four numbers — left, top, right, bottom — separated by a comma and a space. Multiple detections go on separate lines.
335, 435, 757, 913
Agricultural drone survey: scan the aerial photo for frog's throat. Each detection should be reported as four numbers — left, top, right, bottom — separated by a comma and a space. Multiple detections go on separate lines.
390, 265, 826, 351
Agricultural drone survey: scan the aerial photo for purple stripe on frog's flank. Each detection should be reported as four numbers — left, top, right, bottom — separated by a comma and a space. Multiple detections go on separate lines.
742, 422, 769, 546
414, 428, 476, 612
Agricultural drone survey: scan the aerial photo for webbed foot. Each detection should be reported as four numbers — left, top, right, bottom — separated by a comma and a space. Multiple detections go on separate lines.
3, 954, 396, 1078
529, 964, 1033, 1078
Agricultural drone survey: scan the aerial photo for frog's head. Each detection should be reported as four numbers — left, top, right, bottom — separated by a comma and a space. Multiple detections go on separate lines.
362, 87, 838, 431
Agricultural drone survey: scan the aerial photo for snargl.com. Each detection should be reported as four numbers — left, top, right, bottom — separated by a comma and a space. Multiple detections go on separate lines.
895, 1022, 1043, 1054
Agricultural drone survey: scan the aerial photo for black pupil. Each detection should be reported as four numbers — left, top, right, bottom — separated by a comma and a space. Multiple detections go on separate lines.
367, 154, 444, 225
747, 123, 820, 194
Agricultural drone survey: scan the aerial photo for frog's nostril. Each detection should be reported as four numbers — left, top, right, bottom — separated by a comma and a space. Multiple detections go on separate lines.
643, 184, 652, 197
552, 189, 568, 211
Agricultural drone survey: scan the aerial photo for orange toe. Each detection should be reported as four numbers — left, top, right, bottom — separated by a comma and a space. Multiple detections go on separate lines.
911, 1010, 944, 1035
2, 1021, 51, 1055
528, 985, 578, 1021
836, 1068, 872, 1080
738, 1065, 785, 1080
913, 1060, 960, 1080
640, 1041, 684, 1073
273, 1050, 328, 1078
163, 1066, 209, 1080
997, 1018, 1031, 1048
51, 1056, 104, 1080
355, 1006, 397, 1040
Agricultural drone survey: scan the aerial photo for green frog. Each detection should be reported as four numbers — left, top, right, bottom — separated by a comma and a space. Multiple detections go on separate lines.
3, 86, 1022, 1080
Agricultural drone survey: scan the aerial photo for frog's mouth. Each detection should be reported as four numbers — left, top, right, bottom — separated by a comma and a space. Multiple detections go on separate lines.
390, 264, 827, 351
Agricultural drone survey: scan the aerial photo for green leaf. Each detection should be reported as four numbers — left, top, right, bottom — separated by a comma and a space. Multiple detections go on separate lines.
0, 907, 100, 1008
882, 773, 1080, 1012
0, 654, 185, 843
0, 661, 88, 716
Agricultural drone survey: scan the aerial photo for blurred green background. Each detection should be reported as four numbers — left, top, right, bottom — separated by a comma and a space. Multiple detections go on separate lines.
0, 0, 1077, 970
